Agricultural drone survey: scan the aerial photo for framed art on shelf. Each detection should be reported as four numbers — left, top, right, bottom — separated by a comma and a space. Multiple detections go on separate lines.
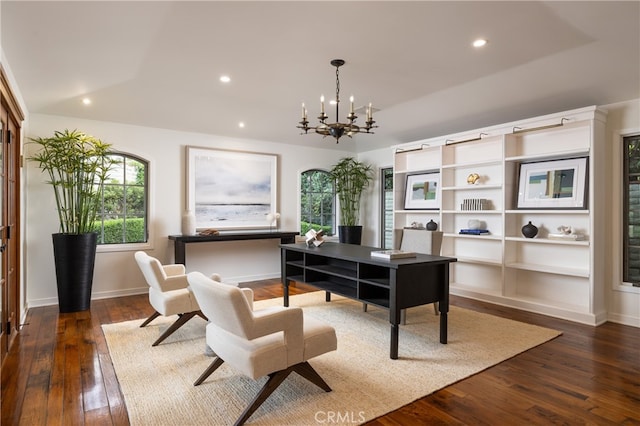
404, 171, 440, 210
186, 146, 278, 230
516, 157, 588, 209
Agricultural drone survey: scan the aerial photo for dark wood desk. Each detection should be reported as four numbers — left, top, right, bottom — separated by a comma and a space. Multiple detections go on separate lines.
169, 231, 298, 264
280, 242, 457, 359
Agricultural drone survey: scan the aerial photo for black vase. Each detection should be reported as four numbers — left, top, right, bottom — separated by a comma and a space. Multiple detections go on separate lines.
521, 221, 538, 239
338, 225, 363, 245
426, 220, 438, 231
52, 232, 98, 313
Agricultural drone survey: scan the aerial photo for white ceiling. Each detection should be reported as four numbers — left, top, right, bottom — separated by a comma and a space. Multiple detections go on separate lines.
2, 1, 639, 153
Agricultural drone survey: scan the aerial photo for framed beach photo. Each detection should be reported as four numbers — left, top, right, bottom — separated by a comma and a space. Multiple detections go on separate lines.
186, 146, 278, 230
404, 171, 440, 210
516, 157, 588, 209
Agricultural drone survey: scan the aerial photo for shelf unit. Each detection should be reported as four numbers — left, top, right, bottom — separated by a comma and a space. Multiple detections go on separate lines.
392, 106, 607, 325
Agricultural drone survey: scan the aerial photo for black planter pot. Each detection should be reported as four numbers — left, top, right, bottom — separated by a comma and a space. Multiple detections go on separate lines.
52, 232, 98, 313
338, 225, 363, 245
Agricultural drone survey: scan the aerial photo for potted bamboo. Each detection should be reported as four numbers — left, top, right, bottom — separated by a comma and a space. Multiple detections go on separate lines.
29, 129, 116, 312
330, 157, 373, 244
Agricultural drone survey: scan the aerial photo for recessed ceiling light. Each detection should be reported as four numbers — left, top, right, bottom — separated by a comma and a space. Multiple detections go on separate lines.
82, 97, 91, 105
473, 39, 488, 48
220, 75, 231, 83
238, 122, 245, 128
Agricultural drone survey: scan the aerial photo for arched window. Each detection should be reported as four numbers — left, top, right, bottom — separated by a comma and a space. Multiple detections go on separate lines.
95, 153, 149, 245
300, 169, 335, 235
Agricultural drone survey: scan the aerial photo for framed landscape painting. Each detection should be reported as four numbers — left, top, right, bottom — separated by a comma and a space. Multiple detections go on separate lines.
516, 157, 588, 209
186, 146, 278, 230
404, 172, 440, 210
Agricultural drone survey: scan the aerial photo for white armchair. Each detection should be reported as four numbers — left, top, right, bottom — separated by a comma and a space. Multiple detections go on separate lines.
134, 251, 206, 346
187, 271, 337, 426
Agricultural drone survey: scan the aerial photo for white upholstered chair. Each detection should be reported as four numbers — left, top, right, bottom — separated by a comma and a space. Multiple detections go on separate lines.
134, 251, 206, 346
187, 271, 337, 426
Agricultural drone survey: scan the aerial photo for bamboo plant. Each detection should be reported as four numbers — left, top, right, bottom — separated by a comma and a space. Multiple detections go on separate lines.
29, 129, 116, 234
330, 157, 373, 226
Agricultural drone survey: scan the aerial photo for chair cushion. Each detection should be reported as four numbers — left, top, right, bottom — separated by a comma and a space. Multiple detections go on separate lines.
207, 325, 289, 379
149, 287, 199, 316
302, 316, 337, 361
206, 315, 336, 380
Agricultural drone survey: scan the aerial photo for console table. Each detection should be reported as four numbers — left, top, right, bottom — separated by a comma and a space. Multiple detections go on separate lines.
169, 231, 298, 265
280, 242, 457, 359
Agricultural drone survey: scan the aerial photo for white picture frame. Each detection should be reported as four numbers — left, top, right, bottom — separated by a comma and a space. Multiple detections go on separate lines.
404, 171, 440, 210
186, 146, 278, 230
516, 157, 588, 209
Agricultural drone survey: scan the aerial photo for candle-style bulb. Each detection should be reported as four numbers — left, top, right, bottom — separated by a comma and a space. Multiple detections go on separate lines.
320, 95, 325, 114
350, 96, 354, 114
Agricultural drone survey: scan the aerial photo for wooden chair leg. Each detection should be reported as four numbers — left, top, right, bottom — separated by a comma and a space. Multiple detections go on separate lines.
433, 302, 439, 316
196, 310, 208, 321
362, 303, 368, 312
401, 309, 407, 325
151, 311, 198, 346
194, 357, 225, 386
234, 368, 293, 426
140, 311, 160, 328
293, 361, 332, 392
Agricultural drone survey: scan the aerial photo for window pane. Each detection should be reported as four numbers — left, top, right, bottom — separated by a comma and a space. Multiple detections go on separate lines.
97, 153, 148, 244
300, 169, 335, 235
126, 159, 145, 185
624, 135, 640, 285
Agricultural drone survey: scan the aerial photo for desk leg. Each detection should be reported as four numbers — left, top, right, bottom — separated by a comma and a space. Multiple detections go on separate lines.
390, 324, 399, 359
439, 264, 450, 344
174, 241, 186, 265
284, 280, 290, 307
281, 248, 289, 307
440, 313, 448, 344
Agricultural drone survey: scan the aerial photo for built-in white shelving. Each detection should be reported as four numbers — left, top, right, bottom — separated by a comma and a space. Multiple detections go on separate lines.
392, 106, 607, 325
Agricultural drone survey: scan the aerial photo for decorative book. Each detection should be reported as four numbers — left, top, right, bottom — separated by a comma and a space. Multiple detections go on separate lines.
459, 229, 490, 235
371, 250, 416, 260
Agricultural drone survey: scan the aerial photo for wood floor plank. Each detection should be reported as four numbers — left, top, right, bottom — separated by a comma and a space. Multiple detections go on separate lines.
1, 281, 639, 425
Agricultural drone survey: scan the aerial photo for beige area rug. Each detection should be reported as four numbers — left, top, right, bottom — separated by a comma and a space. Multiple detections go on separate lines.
102, 292, 561, 425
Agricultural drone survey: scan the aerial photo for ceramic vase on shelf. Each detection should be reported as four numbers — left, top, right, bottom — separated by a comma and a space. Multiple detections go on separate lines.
182, 210, 196, 235
521, 221, 538, 238
426, 219, 438, 231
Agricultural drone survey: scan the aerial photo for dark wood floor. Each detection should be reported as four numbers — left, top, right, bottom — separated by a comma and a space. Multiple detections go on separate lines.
2, 279, 639, 425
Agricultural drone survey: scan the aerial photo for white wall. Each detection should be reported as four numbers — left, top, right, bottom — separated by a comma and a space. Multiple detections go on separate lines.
25, 114, 361, 307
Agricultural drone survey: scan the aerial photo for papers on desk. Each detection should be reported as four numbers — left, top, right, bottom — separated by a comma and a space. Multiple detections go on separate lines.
371, 250, 417, 260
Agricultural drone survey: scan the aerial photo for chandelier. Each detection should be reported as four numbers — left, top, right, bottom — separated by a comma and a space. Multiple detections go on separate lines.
297, 59, 377, 143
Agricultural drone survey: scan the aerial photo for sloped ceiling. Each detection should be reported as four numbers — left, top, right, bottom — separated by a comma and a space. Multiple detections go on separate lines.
2, 1, 639, 152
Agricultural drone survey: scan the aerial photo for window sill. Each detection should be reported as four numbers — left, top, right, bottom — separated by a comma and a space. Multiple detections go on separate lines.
614, 282, 640, 294
97, 241, 153, 253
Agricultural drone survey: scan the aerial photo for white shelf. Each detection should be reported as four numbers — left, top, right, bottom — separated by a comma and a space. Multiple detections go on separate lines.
441, 184, 502, 191
444, 232, 502, 240
505, 236, 589, 246
394, 209, 440, 214
504, 148, 589, 163
505, 262, 589, 277
505, 209, 590, 215
441, 159, 502, 169
442, 210, 502, 214
454, 255, 503, 266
